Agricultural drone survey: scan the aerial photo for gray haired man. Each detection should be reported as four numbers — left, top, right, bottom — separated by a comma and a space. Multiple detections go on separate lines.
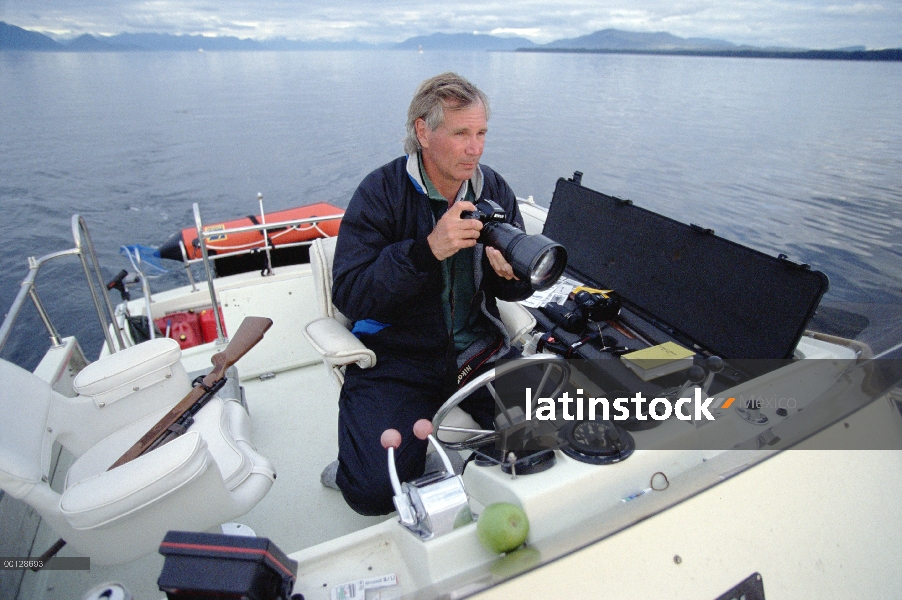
325, 72, 531, 515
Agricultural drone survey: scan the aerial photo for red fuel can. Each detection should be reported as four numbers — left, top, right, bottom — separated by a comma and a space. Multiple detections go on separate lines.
155, 311, 203, 350
199, 306, 226, 343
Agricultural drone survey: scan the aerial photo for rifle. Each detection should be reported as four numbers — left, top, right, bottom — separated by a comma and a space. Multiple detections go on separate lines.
34, 315, 273, 568
110, 315, 273, 469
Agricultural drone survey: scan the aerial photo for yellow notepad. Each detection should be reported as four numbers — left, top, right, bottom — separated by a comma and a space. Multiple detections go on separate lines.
620, 342, 695, 381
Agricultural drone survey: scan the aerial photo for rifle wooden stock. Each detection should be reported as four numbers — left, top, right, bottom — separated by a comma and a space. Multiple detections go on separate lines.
109, 316, 273, 470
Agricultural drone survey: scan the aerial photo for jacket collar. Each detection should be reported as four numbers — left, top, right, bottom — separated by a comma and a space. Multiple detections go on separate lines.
406, 152, 484, 200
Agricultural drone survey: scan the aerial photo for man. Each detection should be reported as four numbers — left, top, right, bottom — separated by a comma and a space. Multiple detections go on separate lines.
326, 72, 533, 516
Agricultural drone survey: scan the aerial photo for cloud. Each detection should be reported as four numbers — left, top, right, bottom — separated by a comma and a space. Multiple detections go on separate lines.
490, 27, 544, 38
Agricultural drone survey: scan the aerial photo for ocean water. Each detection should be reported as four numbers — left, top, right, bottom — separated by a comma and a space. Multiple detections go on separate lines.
1, 50, 901, 368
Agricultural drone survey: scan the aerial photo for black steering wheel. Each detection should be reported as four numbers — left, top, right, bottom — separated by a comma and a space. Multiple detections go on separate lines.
432, 354, 571, 450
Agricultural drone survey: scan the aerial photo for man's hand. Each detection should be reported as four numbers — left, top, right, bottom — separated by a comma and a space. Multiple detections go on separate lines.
486, 246, 518, 280
427, 201, 483, 260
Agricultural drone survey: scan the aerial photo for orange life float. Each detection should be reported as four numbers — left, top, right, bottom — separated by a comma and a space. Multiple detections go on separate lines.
158, 202, 343, 262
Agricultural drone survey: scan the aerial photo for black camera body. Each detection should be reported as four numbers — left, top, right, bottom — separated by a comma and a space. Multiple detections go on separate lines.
460, 199, 567, 291
461, 198, 507, 226
540, 291, 622, 335
573, 290, 622, 322
540, 302, 588, 334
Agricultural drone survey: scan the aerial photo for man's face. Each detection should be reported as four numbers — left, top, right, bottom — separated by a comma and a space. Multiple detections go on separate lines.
416, 101, 487, 200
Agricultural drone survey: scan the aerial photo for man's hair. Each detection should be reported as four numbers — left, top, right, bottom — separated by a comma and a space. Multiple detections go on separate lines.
404, 72, 490, 155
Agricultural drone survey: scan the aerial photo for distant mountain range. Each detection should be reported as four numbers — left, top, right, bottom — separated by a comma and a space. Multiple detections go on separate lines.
543, 29, 736, 51
395, 32, 537, 52
1, 21, 63, 50
0, 21, 890, 58
0, 23, 377, 51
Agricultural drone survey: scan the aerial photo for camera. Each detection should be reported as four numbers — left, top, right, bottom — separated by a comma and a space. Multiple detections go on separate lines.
540, 302, 588, 333
540, 290, 622, 334
573, 290, 621, 322
462, 199, 568, 291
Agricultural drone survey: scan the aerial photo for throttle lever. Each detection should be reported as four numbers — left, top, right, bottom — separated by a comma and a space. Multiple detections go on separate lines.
383, 420, 473, 539
382, 429, 416, 527
671, 364, 706, 400
700, 356, 724, 396
413, 419, 455, 475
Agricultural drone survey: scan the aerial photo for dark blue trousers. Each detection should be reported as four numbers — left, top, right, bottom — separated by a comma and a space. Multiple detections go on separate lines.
334, 352, 500, 516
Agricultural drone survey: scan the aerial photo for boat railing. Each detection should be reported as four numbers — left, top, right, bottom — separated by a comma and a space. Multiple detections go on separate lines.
188, 201, 344, 342
0, 215, 125, 358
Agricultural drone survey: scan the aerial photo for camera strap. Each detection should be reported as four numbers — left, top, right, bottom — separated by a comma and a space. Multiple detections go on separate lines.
456, 334, 504, 388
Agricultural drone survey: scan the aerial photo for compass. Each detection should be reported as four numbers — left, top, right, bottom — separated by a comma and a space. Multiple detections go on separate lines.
560, 419, 635, 465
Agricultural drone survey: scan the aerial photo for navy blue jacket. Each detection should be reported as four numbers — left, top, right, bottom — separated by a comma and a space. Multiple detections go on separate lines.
332, 155, 533, 363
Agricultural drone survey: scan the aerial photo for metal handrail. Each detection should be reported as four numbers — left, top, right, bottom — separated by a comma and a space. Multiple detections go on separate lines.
0, 215, 124, 357
176, 212, 343, 269
189, 203, 344, 344
193, 203, 226, 343
193, 215, 338, 238
72, 215, 125, 352
0, 248, 79, 352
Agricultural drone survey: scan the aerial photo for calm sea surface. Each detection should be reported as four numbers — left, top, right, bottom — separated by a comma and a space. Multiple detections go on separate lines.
1, 50, 901, 368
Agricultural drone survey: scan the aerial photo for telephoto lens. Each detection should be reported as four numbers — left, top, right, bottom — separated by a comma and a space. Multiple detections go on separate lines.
540, 302, 588, 334
462, 199, 568, 291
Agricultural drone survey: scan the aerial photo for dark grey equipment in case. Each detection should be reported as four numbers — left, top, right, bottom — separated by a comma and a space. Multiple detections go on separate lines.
541, 174, 829, 360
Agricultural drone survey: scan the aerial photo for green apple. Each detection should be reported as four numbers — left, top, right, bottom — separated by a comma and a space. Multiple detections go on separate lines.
477, 502, 530, 554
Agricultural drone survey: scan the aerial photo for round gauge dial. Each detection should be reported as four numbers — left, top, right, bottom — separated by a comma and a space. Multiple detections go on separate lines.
561, 419, 635, 465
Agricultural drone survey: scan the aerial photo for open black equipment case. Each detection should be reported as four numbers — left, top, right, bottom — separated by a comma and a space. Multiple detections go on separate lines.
532, 173, 829, 393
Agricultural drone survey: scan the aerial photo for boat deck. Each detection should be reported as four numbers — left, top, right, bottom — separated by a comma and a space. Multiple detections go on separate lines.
4, 204, 902, 599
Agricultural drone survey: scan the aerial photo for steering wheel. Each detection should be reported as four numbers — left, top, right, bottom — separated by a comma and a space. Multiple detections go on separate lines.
432, 354, 571, 451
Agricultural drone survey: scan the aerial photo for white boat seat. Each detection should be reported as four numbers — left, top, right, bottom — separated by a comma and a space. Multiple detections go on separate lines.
303, 236, 537, 444
0, 337, 275, 565
305, 236, 376, 390
496, 295, 538, 346
73, 334, 184, 407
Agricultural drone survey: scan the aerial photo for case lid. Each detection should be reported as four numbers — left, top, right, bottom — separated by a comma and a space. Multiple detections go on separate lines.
543, 176, 829, 359
158, 530, 297, 598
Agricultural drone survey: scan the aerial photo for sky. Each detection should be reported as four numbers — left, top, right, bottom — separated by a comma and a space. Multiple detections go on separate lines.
2, 0, 900, 49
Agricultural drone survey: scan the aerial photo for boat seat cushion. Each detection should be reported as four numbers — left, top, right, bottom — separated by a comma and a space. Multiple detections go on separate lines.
310, 236, 350, 328
73, 338, 183, 407
304, 317, 376, 369
62, 397, 254, 530
0, 360, 55, 497
61, 430, 211, 530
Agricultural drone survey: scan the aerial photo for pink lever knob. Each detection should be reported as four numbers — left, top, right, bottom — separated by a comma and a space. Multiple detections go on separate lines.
413, 419, 433, 440
381, 429, 401, 450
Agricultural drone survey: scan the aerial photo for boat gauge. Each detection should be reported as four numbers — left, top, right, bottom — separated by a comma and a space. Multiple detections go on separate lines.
561, 419, 635, 465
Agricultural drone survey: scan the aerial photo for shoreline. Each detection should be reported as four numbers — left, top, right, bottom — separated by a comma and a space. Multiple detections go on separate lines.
514, 47, 902, 62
